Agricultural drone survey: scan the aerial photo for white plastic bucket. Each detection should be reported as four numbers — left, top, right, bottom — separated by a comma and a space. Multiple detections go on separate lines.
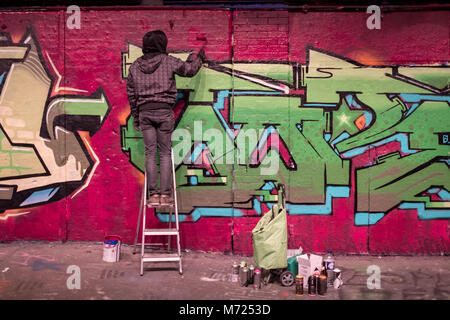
103, 235, 121, 262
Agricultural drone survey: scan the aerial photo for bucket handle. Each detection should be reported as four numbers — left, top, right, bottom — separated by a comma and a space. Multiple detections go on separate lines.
104, 235, 122, 242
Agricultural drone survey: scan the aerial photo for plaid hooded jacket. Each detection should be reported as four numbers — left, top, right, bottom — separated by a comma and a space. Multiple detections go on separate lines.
126, 31, 203, 122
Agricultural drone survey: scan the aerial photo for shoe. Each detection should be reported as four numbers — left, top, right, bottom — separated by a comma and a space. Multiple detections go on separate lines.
147, 194, 160, 206
160, 195, 174, 206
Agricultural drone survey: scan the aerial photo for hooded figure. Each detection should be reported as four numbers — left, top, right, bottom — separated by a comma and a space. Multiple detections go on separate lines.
126, 30, 206, 206
142, 30, 167, 55
127, 30, 205, 115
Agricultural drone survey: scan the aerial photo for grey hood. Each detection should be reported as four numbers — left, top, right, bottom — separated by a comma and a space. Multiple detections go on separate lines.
136, 55, 163, 74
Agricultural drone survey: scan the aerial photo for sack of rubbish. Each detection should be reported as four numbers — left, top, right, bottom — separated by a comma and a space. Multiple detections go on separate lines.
252, 186, 288, 270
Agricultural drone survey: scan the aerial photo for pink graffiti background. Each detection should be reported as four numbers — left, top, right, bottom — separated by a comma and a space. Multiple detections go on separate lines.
0, 9, 448, 254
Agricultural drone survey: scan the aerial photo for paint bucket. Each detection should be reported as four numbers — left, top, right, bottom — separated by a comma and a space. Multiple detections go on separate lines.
103, 235, 121, 262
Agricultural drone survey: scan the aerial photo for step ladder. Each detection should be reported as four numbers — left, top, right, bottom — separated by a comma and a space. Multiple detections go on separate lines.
133, 148, 182, 276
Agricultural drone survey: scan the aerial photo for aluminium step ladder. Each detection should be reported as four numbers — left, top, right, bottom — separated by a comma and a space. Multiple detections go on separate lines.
133, 148, 182, 276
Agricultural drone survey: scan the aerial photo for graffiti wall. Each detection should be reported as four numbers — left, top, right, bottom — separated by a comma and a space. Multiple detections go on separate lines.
0, 8, 448, 254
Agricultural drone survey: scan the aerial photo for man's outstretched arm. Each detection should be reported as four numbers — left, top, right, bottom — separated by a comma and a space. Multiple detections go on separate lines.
173, 47, 206, 77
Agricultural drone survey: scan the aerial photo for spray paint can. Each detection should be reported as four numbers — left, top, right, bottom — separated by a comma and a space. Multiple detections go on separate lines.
324, 250, 335, 287
240, 267, 249, 287
318, 275, 327, 296
231, 262, 239, 283
313, 268, 320, 293
248, 265, 255, 284
239, 261, 246, 285
295, 275, 304, 296
308, 276, 316, 296
253, 269, 261, 289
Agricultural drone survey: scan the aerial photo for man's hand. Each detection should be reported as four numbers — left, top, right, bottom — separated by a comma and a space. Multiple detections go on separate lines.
133, 119, 140, 131
198, 46, 206, 62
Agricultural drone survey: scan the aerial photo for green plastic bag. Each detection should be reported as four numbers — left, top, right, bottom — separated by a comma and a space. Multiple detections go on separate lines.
252, 203, 288, 270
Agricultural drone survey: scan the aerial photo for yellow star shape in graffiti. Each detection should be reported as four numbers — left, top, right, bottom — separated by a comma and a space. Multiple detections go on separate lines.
337, 113, 350, 126
330, 98, 365, 142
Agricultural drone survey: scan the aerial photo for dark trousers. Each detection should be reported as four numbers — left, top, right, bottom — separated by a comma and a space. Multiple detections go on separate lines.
139, 108, 174, 196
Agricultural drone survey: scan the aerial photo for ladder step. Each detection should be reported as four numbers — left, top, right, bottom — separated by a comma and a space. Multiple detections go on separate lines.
142, 253, 180, 262
147, 203, 174, 208
144, 228, 179, 236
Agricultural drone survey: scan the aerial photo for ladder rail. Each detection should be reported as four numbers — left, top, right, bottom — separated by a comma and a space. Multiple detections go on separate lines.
136, 147, 182, 276
140, 171, 148, 276
133, 173, 146, 255
171, 148, 182, 274
172, 148, 179, 232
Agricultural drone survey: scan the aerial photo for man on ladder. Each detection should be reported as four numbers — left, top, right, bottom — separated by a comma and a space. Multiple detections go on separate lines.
127, 30, 206, 275
127, 30, 205, 206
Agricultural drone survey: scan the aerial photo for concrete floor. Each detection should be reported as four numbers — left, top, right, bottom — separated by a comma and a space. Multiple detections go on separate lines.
0, 241, 449, 300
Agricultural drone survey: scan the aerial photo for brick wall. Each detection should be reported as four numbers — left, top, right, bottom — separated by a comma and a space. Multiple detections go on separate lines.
0, 7, 448, 255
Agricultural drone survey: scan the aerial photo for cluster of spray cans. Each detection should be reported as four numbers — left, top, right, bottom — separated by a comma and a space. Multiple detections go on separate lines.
230, 251, 342, 297
306, 267, 328, 297
232, 261, 262, 289
298, 250, 343, 297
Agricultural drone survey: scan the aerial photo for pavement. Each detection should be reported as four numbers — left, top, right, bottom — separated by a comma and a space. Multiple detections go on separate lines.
0, 241, 449, 302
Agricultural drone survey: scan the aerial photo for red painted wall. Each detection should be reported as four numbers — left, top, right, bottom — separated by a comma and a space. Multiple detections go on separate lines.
0, 7, 448, 255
